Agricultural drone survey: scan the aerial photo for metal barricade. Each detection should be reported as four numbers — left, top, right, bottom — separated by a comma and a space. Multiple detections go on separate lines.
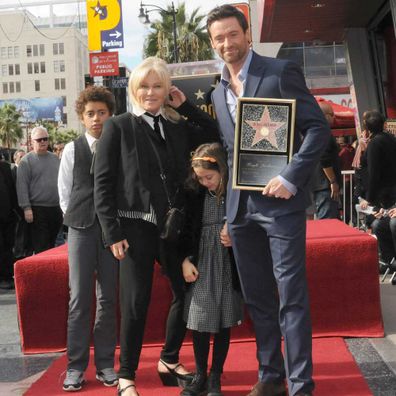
341, 170, 355, 225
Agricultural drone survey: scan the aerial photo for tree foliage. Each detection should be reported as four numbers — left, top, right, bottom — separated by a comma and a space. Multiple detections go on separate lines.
0, 103, 23, 151
143, 2, 214, 63
38, 120, 79, 146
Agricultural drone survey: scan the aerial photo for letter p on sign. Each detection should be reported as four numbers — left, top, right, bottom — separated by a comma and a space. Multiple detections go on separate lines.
87, 0, 122, 51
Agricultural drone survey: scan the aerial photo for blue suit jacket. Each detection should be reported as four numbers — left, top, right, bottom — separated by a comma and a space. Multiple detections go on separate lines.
212, 52, 331, 223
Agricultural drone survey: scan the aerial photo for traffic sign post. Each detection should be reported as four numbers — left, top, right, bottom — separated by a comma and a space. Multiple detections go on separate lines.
87, 0, 124, 51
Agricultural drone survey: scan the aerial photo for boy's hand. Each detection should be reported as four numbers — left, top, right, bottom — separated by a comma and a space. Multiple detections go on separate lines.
182, 258, 199, 283
110, 239, 129, 260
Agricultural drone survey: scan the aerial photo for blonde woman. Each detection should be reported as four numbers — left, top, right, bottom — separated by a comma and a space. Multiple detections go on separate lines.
94, 57, 219, 396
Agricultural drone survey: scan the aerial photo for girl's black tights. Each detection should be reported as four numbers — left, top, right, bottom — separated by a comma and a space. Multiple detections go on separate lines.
192, 327, 231, 374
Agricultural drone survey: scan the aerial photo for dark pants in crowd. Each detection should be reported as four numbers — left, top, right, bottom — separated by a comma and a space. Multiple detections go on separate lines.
0, 214, 16, 282
313, 188, 339, 219
13, 215, 33, 259
31, 206, 63, 254
371, 216, 396, 264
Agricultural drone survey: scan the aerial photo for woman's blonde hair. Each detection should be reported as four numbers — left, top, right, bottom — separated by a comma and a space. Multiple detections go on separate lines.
128, 57, 180, 122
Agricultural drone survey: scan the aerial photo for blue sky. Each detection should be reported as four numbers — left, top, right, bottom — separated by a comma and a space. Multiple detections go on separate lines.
8, 0, 230, 69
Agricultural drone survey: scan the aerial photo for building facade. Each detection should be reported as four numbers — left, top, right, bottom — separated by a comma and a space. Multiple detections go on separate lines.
0, 10, 88, 133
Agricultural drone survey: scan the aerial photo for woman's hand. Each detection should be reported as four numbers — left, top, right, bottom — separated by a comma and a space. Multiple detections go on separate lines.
220, 222, 232, 247
168, 86, 186, 108
182, 258, 199, 283
110, 239, 129, 260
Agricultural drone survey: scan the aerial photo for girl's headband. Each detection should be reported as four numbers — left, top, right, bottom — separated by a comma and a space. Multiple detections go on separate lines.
192, 156, 217, 163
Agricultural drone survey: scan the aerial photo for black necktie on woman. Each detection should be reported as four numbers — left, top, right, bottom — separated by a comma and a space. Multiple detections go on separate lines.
145, 112, 163, 139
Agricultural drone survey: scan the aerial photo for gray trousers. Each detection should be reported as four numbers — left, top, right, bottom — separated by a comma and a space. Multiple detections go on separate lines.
67, 219, 118, 372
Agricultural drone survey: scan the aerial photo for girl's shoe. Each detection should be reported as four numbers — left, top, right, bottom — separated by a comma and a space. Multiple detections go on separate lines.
207, 371, 223, 396
158, 359, 194, 387
180, 373, 207, 396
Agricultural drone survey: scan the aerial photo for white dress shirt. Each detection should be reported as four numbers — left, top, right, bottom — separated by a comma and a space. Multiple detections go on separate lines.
58, 132, 97, 214
133, 104, 166, 139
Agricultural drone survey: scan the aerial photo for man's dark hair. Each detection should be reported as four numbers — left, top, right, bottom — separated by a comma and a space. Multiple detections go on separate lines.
75, 85, 116, 117
364, 110, 385, 135
207, 4, 249, 37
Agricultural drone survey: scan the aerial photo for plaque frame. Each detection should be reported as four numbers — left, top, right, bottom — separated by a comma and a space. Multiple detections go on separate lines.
232, 97, 296, 191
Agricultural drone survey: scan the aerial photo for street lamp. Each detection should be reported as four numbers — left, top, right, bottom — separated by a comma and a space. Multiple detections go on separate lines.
138, 2, 179, 63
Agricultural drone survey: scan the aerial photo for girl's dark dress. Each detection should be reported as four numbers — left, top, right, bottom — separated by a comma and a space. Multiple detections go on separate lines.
183, 190, 243, 333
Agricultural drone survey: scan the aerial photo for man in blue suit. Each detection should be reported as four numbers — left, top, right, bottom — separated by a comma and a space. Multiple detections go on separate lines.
207, 5, 330, 396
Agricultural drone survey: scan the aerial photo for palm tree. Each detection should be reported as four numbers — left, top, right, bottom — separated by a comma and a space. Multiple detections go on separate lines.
0, 103, 23, 159
143, 2, 214, 63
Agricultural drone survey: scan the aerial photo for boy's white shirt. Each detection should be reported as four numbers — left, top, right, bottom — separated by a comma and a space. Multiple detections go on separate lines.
57, 132, 97, 214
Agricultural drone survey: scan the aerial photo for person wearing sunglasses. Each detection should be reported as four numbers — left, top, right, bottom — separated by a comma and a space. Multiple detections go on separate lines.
16, 126, 63, 254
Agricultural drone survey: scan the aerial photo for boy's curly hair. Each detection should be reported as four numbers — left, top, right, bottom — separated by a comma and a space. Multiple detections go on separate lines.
75, 85, 116, 117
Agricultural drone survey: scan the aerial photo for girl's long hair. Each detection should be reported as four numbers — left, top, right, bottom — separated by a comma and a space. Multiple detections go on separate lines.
187, 142, 228, 202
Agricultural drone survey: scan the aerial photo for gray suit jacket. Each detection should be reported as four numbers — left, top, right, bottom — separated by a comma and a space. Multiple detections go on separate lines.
212, 52, 331, 222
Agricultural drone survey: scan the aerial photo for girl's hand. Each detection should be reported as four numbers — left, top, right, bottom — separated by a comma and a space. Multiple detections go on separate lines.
220, 222, 232, 247
110, 239, 129, 260
168, 86, 186, 108
182, 258, 199, 283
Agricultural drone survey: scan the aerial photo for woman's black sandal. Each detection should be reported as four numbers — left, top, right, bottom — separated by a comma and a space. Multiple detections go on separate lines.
158, 359, 194, 387
117, 383, 139, 395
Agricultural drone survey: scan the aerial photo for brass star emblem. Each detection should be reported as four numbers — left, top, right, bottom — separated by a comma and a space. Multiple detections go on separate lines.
194, 89, 205, 100
245, 106, 286, 149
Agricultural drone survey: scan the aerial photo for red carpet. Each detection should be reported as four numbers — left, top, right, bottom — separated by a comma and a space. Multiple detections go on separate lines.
15, 219, 383, 354
25, 338, 372, 396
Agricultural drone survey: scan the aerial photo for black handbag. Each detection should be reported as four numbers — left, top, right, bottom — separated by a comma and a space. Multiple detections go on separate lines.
160, 206, 185, 242
144, 126, 185, 242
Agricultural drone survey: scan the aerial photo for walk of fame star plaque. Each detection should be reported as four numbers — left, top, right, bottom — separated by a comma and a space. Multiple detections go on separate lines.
232, 97, 296, 190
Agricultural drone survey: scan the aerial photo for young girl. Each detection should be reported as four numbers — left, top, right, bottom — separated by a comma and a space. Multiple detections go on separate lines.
180, 143, 243, 396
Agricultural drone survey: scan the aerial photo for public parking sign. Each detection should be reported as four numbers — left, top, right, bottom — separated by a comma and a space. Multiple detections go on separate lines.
89, 52, 119, 76
87, 0, 124, 51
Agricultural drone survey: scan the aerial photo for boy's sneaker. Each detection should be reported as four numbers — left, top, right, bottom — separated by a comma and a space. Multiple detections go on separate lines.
96, 368, 118, 387
63, 369, 84, 391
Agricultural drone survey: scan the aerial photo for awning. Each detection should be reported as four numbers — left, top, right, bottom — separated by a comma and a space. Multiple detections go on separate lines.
315, 97, 355, 128
257, 0, 387, 43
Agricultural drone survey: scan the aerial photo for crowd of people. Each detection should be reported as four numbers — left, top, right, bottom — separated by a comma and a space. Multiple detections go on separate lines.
1, 3, 396, 396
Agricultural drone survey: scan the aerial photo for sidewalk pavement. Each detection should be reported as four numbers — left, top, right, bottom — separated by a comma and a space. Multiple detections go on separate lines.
1, 280, 396, 395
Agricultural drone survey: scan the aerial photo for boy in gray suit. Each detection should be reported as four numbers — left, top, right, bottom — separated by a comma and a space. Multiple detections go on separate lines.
58, 86, 118, 391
